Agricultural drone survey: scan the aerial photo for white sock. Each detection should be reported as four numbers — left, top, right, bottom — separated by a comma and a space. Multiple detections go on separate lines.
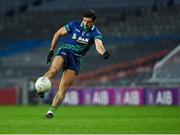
47, 110, 54, 114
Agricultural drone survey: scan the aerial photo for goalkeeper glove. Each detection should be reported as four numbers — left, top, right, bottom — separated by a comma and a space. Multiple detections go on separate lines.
102, 51, 110, 59
47, 50, 54, 64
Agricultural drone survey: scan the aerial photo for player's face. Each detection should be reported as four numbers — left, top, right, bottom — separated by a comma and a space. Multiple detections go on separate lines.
82, 17, 95, 29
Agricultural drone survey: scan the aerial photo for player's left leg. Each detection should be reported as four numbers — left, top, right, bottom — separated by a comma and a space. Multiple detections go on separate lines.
45, 69, 77, 119
53, 70, 77, 106
44, 56, 64, 80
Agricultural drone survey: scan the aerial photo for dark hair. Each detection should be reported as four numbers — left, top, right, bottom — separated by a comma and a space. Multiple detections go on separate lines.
83, 10, 96, 21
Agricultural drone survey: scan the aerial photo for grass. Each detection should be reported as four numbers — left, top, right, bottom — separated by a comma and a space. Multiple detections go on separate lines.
0, 105, 180, 134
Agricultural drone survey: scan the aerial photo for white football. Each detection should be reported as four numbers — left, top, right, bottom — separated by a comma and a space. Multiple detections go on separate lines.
35, 77, 51, 93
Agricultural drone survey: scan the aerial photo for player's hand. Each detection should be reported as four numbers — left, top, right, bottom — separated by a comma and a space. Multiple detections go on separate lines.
102, 51, 110, 59
47, 50, 54, 64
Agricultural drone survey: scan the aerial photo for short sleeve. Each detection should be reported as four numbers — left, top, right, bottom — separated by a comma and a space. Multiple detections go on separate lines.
64, 21, 74, 32
93, 29, 102, 40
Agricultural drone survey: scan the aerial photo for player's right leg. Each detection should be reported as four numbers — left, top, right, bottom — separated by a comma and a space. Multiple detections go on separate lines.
37, 56, 64, 98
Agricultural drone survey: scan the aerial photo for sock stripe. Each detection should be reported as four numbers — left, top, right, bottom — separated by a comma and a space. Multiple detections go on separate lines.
49, 106, 57, 113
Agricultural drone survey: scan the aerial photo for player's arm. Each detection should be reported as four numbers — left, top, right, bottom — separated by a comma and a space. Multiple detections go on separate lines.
47, 26, 68, 63
95, 38, 110, 59
50, 26, 68, 50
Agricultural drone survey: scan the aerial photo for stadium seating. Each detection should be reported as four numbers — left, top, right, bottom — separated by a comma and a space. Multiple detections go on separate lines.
0, 0, 180, 85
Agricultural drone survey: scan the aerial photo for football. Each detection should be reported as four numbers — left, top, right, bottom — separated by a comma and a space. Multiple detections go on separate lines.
35, 76, 51, 93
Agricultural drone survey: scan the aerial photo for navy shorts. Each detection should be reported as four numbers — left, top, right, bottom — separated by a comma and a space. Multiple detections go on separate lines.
55, 48, 81, 74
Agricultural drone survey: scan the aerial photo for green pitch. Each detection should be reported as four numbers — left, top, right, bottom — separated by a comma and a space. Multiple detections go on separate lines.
0, 105, 180, 134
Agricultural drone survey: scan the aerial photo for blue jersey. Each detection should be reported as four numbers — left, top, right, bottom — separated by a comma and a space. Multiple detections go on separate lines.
59, 21, 102, 57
